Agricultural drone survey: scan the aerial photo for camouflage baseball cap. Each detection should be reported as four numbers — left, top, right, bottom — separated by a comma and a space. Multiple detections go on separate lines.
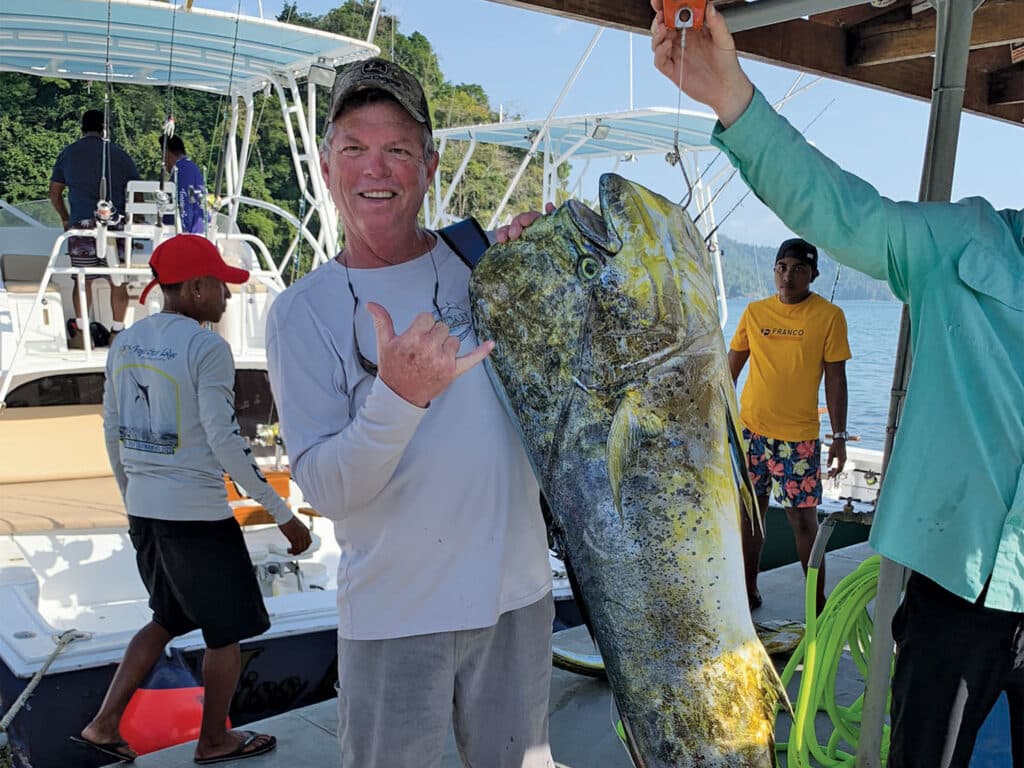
328, 57, 432, 132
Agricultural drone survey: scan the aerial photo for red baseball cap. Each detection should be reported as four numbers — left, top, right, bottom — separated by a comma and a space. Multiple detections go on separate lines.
139, 235, 249, 304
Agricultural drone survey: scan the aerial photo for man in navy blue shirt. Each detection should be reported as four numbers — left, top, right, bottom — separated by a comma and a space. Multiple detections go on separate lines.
161, 135, 208, 235
50, 110, 140, 346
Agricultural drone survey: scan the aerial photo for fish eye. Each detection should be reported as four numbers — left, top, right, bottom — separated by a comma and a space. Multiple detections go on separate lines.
577, 256, 601, 281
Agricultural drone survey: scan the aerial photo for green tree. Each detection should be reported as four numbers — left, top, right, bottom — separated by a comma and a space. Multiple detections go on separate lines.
1, 1, 562, 282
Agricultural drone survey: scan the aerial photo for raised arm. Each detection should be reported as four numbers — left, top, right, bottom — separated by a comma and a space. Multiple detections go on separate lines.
649, 0, 956, 301
650, 0, 753, 127
266, 298, 426, 521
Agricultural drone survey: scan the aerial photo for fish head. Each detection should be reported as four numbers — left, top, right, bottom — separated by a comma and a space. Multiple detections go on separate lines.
469, 201, 604, 463
470, 173, 722, 467
582, 173, 719, 389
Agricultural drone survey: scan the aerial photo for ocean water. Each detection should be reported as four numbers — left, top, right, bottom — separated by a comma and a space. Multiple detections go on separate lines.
721, 298, 903, 452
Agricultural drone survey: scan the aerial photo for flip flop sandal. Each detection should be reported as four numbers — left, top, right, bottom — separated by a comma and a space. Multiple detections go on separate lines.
193, 731, 277, 765
69, 735, 136, 763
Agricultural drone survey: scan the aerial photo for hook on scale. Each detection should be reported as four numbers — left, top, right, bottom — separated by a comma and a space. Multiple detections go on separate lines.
662, 0, 707, 211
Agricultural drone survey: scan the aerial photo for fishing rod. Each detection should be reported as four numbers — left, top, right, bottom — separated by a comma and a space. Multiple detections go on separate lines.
99, 0, 114, 212
687, 75, 822, 212
702, 97, 835, 245
211, 0, 243, 216
829, 263, 843, 302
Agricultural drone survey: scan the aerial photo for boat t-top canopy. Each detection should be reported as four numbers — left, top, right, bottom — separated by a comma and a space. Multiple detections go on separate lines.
429, 107, 718, 231
0, 0, 380, 276
0, 0, 377, 97
435, 107, 716, 160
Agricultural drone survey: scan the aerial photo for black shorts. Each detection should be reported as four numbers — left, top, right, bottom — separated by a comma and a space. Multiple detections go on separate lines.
67, 219, 126, 269
129, 515, 270, 649
889, 571, 1024, 768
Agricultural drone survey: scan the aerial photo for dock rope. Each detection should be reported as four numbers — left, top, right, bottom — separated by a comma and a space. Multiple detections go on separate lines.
775, 555, 891, 767
0, 630, 88, 767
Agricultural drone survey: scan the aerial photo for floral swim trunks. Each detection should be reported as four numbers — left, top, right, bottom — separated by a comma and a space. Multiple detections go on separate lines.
743, 428, 822, 508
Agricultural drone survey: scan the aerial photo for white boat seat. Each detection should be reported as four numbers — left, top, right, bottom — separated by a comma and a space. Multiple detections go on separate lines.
1, 253, 53, 291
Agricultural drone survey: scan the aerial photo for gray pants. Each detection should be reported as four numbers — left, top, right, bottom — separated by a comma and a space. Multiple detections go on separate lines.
337, 594, 555, 768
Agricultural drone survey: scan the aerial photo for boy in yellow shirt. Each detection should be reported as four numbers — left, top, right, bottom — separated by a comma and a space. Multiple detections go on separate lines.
728, 238, 851, 614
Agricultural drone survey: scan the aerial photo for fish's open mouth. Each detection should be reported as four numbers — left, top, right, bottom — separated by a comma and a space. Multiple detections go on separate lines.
567, 199, 621, 254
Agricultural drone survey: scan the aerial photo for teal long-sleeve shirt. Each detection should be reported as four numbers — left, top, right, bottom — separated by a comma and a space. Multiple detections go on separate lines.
712, 89, 1024, 611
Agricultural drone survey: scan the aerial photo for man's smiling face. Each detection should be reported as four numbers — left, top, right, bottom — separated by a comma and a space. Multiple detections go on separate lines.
321, 99, 438, 249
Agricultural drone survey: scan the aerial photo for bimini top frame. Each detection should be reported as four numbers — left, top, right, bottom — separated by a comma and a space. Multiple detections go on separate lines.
0, 0, 379, 268
0, 0, 373, 97
0, 0, 380, 402
430, 107, 718, 230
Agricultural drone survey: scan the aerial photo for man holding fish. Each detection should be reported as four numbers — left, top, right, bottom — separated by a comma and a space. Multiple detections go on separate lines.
266, 58, 555, 767
651, 2, 1024, 765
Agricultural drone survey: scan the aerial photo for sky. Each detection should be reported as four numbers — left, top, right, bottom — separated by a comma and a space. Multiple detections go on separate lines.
207, 0, 1021, 247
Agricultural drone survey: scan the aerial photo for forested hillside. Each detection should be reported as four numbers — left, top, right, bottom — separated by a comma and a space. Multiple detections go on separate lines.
717, 234, 895, 301
0, 0, 555, 278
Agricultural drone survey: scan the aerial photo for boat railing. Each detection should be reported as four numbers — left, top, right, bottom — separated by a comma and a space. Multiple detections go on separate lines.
215, 194, 331, 273
0, 225, 286, 407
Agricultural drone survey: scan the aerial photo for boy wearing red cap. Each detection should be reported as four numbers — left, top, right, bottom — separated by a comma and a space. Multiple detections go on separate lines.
75, 235, 311, 764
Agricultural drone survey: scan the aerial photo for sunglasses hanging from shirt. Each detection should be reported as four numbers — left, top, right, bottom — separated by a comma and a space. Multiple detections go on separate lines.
346, 216, 491, 379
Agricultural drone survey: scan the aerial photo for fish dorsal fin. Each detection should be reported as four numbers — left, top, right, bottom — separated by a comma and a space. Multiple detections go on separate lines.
722, 382, 759, 532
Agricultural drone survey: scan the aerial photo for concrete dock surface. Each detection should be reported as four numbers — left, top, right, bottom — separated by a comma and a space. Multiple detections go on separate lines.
109, 542, 880, 767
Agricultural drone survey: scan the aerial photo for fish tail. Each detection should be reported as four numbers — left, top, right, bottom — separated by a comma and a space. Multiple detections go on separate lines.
765, 655, 794, 721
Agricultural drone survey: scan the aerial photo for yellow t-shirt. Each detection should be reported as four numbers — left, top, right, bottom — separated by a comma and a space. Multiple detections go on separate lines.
730, 293, 851, 442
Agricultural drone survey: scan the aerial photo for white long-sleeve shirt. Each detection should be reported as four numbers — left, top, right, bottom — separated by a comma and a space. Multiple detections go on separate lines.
103, 312, 293, 525
266, 240, 552, 640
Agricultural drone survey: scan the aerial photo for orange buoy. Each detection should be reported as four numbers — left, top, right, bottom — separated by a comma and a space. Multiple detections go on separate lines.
120, 649, 230, 755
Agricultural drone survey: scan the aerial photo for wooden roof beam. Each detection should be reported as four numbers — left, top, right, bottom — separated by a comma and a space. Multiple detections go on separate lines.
482, 0, 653, 34
989, 63, 1024, 105
850, 0, 1024, 67
810, 2, 912, 29
483, 0, 875, 35
485, 0, 1023, 124
735, 19, 1024, 124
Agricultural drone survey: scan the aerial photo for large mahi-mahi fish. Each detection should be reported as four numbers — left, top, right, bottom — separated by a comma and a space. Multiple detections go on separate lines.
469, 174, 785, 767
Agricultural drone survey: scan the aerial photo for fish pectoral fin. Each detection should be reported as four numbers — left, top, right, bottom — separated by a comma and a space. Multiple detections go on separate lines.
647, 248, 684, 329
722, 382, 759, 532
607, 390, 664, 523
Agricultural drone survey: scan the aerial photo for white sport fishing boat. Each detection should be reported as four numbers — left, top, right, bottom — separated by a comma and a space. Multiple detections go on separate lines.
0, 2, 377, 765
0, 4, 595, 764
